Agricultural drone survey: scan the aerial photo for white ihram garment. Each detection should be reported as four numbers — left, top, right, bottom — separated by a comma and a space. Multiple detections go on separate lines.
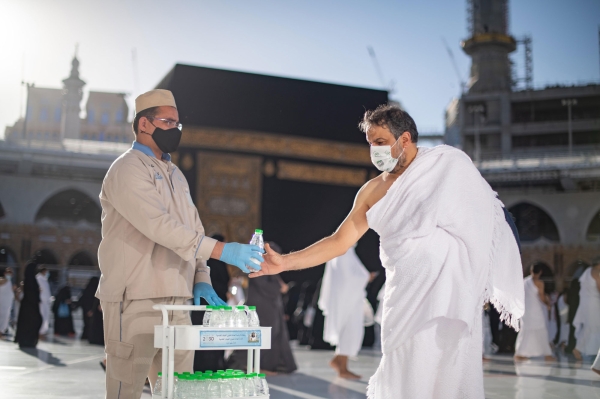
374, 284, 385, 325
318, 246, 370, 357
573, 267, 600, 356
36, 274, 51, 335
365, 146, 524, 399
556, 295, 570, 345
592, 348, 600, 371
515, 276, 553, 357
482, 310, 493, 356
0, 280, 14, 332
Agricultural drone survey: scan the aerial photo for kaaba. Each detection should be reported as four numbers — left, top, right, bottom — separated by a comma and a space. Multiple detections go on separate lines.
155, 64, 388, 283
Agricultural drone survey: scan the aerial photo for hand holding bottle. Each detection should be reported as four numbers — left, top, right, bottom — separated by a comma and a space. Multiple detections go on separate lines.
219, 243, 264, 273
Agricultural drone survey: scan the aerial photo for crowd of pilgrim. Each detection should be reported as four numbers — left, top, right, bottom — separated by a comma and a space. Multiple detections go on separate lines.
507, 258, 600, 372
1, 251, 598, 376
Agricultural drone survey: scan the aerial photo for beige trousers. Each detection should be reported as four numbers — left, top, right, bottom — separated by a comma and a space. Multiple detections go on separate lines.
101, 297, 194, 399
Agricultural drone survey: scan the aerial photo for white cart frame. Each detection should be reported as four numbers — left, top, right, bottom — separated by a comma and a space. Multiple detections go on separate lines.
153, 304, 271, 399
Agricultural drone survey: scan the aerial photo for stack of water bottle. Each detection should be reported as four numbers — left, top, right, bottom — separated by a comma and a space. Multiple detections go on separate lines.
154, 369, 269, 398
202, 305, 260, 328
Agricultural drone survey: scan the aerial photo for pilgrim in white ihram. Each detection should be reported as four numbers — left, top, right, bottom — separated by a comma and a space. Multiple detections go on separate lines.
572, 265, 600, 359
318, 245, 370, 378
36, 269, 52, 335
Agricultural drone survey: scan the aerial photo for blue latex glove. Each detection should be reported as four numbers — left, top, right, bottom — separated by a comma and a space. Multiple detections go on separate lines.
193, 282, 227, 306
220, 243, 264, 273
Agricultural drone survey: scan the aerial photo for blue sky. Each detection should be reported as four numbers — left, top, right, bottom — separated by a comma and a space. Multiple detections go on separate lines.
0, 0, 598, 138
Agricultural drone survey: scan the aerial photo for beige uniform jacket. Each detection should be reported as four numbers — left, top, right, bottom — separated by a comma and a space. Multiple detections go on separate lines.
96, 147, 217, 302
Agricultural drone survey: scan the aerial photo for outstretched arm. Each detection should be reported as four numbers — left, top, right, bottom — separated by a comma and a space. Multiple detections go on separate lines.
250, 183, 372, 278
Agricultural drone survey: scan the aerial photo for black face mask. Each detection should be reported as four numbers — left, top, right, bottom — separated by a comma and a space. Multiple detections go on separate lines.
149, 126, 182, 154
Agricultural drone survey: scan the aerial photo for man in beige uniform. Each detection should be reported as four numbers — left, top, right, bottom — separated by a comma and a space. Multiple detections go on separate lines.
96, 89, 264, 399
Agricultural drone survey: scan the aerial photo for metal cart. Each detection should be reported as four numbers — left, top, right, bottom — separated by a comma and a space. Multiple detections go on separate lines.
153, 304, 271, 399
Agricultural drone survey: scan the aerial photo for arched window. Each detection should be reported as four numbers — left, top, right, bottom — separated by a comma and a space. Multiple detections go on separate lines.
586, 209, 600, 241
69, 251, 96, 266
33, 249, 59, 265
35, 189, 101, 225
0, 246, 18, 265
508, 202, 559, 242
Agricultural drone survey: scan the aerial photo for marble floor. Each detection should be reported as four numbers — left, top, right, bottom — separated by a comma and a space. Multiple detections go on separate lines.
1, 320, 599, 398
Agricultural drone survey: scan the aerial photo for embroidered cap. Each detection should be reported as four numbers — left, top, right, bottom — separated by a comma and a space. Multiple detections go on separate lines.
135, 89, 177, 114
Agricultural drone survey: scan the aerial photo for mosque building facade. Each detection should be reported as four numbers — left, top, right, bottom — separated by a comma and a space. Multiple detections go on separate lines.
4, 56, 131, 144
445, 0, 600, 289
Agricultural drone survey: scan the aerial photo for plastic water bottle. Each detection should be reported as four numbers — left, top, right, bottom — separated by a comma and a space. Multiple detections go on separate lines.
249, 229, 265, 271
258, 373, 269, 396
251, 373, 263, 396
207, 375, 220, 399
203, 305, 213, 327
177, 374, 192, 399
213, 306, 225, 328
248, 306, 260, 327
230, 374, 245, 398
171, 373, 180, 398
234, 306, 248, 327
224, 306, 235, 328
153, 372, 163, 396
193, 375, 208, 399
220, 375, 233, 398
243, 373, 256, 397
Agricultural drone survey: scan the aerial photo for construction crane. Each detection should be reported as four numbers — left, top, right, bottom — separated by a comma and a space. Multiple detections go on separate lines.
367, 46, 395, 95
516, 36, 533, 90
441, 37, 466, 94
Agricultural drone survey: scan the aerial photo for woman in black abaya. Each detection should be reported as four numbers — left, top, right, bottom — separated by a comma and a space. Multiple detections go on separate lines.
76, 277, 99, 340
52, 286, 75, 336
14, 262, 42, 348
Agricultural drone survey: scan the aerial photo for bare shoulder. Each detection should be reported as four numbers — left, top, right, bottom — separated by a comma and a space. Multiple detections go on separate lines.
359, 173, 394, 209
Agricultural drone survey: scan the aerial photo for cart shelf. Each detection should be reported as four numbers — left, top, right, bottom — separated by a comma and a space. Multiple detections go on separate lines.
153, 304, 271, 399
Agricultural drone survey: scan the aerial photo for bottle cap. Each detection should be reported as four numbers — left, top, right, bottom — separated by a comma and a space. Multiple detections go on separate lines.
255, 229, 263, 234
225, 306, 232, 311
236, 306, 245, 310
249, 306, 256, 310
157, 372, 162, 377
258, 373, 266, 378
183, 372, 191, 375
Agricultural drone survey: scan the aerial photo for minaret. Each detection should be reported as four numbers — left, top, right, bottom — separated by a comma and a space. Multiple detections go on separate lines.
60, 49, 85, 140
462, 0, 516, 93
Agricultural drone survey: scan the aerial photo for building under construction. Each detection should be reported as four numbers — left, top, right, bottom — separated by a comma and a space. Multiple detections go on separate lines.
445, 0, 600, 289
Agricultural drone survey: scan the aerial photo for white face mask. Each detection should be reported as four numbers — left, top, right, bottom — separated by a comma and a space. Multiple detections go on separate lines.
370, 138, 404, 172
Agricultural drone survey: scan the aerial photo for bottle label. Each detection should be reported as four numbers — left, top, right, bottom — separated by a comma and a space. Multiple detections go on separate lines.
199, 330, 262, 348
